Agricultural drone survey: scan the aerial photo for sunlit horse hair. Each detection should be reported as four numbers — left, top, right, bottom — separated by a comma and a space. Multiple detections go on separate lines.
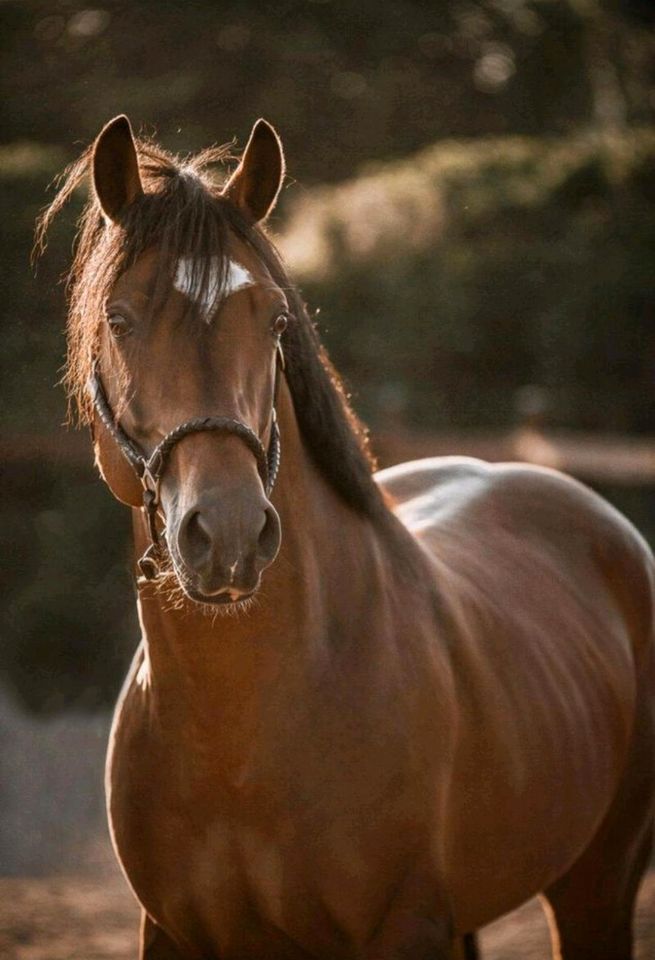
36, 134, 394, 528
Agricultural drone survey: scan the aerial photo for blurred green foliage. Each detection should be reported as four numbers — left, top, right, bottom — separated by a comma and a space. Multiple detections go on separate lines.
3, 0, 655, 183
0, 460, 136, 713
280, 129, 655, 432
1, 0, 655, 713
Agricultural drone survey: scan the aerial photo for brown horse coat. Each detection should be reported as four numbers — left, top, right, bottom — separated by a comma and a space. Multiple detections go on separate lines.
106, 426, 655, 957
40, 116, 655, 960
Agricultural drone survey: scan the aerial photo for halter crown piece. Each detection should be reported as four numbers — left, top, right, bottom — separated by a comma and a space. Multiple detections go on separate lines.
87, 347, 283, 583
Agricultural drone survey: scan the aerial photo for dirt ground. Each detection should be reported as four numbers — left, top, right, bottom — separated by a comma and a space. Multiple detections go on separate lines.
0, 857, 653, 960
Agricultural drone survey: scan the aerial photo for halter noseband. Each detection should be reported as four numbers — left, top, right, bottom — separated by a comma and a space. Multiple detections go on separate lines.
87, 351, 282, 583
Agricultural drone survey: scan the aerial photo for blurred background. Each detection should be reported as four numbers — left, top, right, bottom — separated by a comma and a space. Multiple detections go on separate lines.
1, 0, 655, 954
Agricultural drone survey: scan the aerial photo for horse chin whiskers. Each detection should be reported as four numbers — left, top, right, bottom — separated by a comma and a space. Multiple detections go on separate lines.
205, 592, 259, 621
145, 554, 259, 621
188, 590, 260, 622
141, 561, 188, 613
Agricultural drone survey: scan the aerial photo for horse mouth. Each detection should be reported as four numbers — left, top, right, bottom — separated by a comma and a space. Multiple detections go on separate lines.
174, 569, 258, 608
165, 548, 260, 609
184, 585, 256, 608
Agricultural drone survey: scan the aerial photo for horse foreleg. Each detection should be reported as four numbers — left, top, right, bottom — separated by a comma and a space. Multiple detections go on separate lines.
365, 915, 455, 959
363, 863, 464, 959
460, 932, 480, 960
140, 912, 189, 960
366, 928, 477, 960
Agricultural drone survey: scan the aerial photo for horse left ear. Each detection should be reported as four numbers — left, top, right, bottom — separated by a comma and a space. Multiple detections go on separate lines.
223, 119, 285, 223
92, 115, 143, 224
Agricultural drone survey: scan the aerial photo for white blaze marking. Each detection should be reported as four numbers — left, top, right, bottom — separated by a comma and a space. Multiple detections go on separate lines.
173, 256, 254, 319
224, 260, 254, 295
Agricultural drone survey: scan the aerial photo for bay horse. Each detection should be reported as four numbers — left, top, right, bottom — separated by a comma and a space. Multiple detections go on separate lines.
38, 115, 655, 959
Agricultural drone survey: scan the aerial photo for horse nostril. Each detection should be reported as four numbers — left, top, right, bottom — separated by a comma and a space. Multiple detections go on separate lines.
256, 504, 281, 570
180, 509, 213, 570
176, 500, 280, 593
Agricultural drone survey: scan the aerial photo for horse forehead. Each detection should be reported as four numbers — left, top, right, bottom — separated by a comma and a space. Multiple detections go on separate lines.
173, 256, 259, 318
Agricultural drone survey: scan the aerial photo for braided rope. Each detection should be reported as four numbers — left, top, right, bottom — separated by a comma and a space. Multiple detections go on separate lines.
87, 370, 145, 474
88, 370, 275, 492
88, 364, 282, 580
148, 416, 269, 490
266, 415, 281, 494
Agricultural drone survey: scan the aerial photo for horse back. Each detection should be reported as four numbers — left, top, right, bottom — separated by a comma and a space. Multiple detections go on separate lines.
378, 455, 654, 664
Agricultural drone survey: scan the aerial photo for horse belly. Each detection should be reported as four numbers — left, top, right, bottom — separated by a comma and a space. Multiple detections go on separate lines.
444, 664, 636, 930
389, 462, 647, 929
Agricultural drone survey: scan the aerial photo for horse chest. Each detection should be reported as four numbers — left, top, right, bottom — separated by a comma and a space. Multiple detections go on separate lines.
108, 690, 424, 957
112, 784, 412, 957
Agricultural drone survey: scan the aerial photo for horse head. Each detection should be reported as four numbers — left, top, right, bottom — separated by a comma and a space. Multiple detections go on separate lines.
89, 116, 288, 605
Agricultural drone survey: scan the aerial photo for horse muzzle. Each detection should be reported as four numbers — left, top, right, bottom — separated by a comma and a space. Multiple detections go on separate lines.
171, 492, 281, 602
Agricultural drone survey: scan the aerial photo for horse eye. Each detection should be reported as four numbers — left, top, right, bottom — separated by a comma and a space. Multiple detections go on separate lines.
106, 314, 131, 339
272, 313, 288, 336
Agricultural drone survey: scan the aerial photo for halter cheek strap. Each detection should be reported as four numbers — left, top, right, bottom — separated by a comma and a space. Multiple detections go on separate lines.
87, 349, 282, 582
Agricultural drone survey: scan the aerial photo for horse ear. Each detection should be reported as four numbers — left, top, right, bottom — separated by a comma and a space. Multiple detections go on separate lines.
92, 115, 143, 223
223, 119, 285, 223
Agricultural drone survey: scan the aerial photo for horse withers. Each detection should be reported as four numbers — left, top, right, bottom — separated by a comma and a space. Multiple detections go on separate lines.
38, 115, 655, 959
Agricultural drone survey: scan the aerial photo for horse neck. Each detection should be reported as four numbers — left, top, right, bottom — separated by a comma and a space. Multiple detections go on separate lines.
132, 380, 423, 717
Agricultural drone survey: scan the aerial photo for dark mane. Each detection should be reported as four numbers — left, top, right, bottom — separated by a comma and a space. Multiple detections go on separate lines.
35, 133, 392, 524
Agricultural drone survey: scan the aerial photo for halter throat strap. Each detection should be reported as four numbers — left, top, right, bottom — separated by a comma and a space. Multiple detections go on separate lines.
87, 356, 282, 581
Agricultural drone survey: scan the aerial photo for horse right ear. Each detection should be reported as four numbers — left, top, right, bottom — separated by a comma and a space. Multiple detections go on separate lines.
223, 119, 285, 223
92, 115, 143, 223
